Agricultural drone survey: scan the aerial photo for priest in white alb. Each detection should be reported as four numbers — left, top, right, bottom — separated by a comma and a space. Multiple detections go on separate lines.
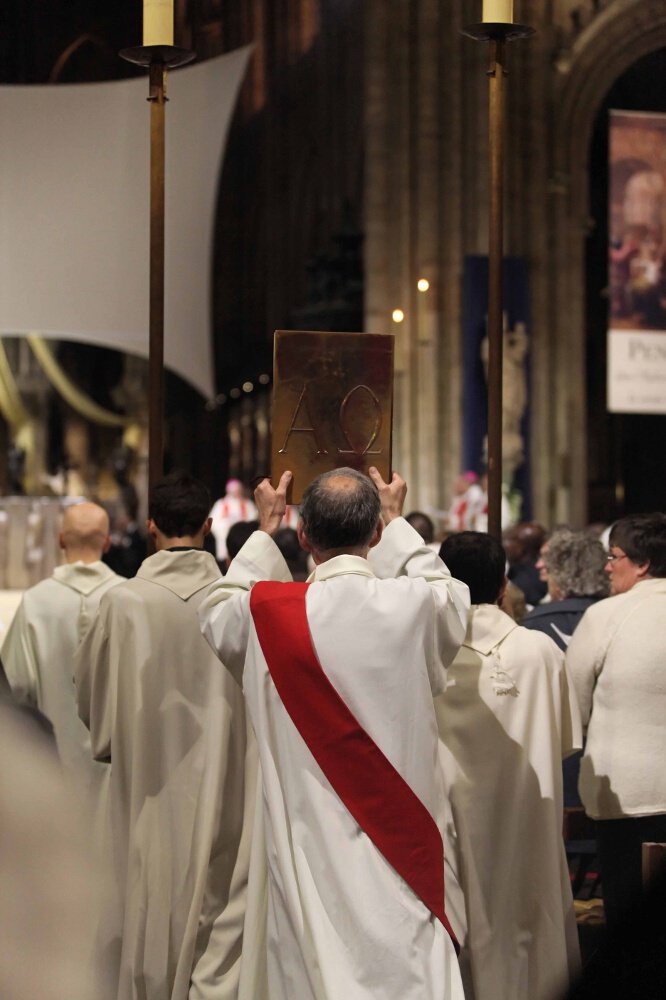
435, 531, 582, 1000
2, 501, 124, 806
199, 465, 471, 1000
75, 473, 255, 1000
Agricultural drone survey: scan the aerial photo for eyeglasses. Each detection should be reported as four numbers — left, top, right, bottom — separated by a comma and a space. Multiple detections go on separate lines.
606, 553, 629, 563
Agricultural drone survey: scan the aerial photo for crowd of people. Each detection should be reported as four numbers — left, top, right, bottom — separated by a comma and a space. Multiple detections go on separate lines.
1, 467, 665, 1000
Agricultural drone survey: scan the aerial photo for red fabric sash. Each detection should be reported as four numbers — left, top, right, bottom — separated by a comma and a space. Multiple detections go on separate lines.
249, 580, 459, 951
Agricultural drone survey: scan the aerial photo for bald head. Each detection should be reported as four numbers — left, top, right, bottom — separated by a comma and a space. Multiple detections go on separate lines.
299, 468, 381, 557
59, 503, 110, 564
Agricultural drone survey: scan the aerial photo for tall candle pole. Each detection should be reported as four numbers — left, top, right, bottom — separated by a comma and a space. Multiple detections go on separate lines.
463, 11, 533, 540
121, 18, 194, 494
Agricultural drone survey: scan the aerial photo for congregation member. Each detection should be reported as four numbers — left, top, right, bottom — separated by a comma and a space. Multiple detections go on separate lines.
523, 527, 609, 649
502, 520, 549, 607
523, 527, 609, 805
435, 531, 582, 1000
405, 509, 437, 545
76, 473, 254, 1000
2, 502, 124, 805
225, 519, 259, 567
200, 466, 471, 1000
566, 512, 666, 931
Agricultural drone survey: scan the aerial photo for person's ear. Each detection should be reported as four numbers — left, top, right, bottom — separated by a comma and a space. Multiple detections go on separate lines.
146, 518, 158, 541
297, 522, 313, 554
103, 535, 112, 554
498, 575, 508, 604
636, 560, 651, 580
202, 517, 212, 537
368, 520, 384, 550
58, 531, 65, 551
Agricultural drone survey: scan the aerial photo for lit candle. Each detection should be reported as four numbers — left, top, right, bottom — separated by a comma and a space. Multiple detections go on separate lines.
143, 0, 174, 46
482, 0, 514, 22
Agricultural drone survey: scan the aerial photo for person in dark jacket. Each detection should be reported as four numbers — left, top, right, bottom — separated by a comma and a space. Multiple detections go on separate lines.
523, 527, 609, 806
502, 521, 549, 607
522, 528, 609, 650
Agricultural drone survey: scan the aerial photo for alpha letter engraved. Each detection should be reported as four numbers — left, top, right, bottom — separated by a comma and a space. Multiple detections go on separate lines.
279, 383, 329, 455
338, 384, 382, 456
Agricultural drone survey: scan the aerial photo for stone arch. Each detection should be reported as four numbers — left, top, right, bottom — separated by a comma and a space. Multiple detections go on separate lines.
548, 0, 666, 524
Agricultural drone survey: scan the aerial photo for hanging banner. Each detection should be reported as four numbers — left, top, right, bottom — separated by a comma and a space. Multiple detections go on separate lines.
608, 110, 666, 413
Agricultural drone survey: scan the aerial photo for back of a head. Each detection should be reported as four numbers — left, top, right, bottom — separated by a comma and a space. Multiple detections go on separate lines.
275, 527, 310, 580
226, 519, 258, 561
149, 472, 212, 539
60, 502, 109, 559
440, 531, 506, 604
609, 512, 666, 577
300, 468, 380, 552
516, 521, 547, 560
405, 510, 435, 545
545, 528, 610, 599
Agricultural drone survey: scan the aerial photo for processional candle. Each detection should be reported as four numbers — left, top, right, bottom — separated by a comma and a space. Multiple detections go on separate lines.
143, 0, 174, 46
482, 0, 514, 22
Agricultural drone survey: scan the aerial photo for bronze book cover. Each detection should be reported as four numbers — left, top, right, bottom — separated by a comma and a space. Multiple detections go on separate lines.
271, 330, 394, 503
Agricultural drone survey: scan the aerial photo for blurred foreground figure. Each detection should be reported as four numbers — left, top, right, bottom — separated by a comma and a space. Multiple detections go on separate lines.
200, 466, 471, 1000
2, 502, 124, 804
436, 532, 582, 1000
76, 473, 254, 1000
0, 697, 108, 1000
566, 512, 666, 931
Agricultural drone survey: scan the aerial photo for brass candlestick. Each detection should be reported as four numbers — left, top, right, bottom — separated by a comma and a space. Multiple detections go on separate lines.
463, 20, 533, 539
120, 43, 195, 493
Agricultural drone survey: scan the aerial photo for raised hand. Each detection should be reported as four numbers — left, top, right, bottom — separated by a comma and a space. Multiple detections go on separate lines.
368, 467, 407, 523
255, 471, 293, 536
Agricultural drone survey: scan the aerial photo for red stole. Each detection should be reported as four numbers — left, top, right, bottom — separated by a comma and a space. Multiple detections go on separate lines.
249, 580, 459, 951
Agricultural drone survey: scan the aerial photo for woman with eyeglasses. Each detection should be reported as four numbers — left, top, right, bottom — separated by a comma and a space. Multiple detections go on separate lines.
566, 512, 666, 932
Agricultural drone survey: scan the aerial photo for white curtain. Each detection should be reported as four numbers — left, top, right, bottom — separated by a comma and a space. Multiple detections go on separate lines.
0, 45, 252, 400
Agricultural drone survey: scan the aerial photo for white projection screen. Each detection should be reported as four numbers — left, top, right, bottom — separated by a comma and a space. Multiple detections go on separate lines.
0, 46, 252, 400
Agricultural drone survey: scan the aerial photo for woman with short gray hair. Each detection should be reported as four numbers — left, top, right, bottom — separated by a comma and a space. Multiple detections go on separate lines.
523, 528, 609, 650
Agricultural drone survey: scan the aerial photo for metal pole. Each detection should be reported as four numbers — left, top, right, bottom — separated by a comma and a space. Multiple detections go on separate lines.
148, 59, 166, 492
120, 42, 195, 500
462, 17, 533, 538
486, 38, 505, 540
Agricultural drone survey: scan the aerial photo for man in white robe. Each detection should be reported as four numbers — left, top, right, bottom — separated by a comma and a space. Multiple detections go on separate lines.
75, 472, 254, 1000
435, 531, 582, 1000
2, 501, 124, 801
209, 479, 258, 561
199, 465, 471, 1000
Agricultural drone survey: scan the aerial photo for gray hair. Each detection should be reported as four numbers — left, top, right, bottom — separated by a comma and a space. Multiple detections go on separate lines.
544, 528, 609, 599
300, 467, 381, 552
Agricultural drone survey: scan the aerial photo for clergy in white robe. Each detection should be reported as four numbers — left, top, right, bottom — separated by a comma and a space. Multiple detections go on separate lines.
75, 473, 254, 1000
210, 480, 258, 561
199, 466, 471, 1000
1, 502, 124, 802
435, 532, 582, 1000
